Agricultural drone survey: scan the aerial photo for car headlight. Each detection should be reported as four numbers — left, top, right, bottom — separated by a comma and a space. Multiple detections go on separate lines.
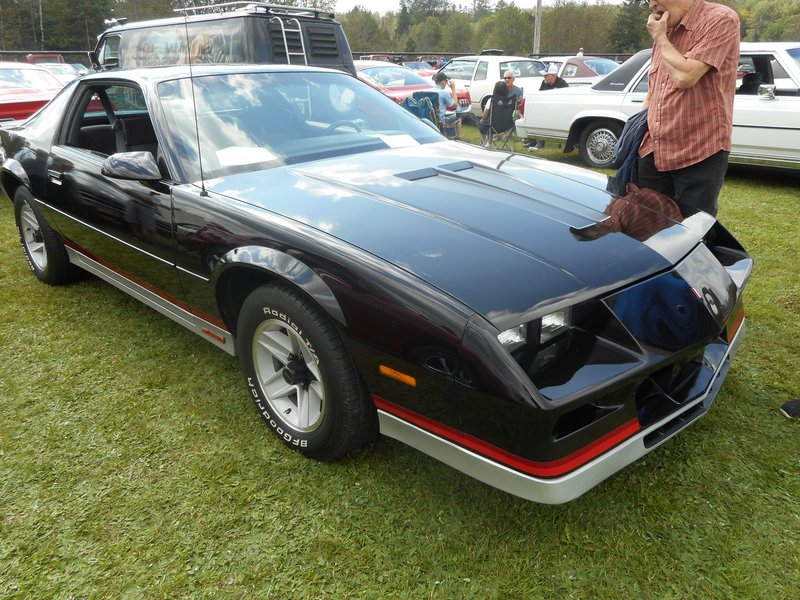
497, 308, 573, 353
540, 308, 572, 344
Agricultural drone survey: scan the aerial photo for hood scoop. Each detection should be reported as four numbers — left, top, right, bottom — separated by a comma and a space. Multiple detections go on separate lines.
396, 160, 475, 181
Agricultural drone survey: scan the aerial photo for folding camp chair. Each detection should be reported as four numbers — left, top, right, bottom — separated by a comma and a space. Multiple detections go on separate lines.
411, 90, 443, 129
412, 90, 461, 139
483, 96, 515, 151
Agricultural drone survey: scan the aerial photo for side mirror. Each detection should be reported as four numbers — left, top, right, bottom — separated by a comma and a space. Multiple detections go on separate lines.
101, 151, 162, 181
758, 84, 776, 100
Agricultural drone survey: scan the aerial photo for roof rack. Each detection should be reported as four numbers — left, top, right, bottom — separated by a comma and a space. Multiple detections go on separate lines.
174, 2, 334, 20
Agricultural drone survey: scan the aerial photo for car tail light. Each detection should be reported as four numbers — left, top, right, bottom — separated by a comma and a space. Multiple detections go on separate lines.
519, 98, 525, 116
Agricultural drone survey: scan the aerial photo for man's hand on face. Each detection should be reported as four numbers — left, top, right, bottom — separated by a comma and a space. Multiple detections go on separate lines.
647, 9, 670, 41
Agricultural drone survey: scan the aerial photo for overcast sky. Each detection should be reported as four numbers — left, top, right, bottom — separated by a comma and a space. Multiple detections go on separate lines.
334, 0, 624, 15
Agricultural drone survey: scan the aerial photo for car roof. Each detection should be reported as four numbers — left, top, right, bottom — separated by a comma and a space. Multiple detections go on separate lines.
77, 63, 343, 86
99, 4, 337, 34
540, 55, 607, 61
739, 42, 800, 51
448, 55, 539, 62
353, 60, 402, 69
0, 61, 50, 70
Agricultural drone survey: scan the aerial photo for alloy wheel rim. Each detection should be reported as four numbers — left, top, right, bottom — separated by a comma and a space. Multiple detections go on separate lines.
252, 318, 325, 432
20, 202, 47, 271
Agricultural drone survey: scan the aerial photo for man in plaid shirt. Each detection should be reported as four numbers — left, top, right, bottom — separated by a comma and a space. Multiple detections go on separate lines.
638, 0, 740, 217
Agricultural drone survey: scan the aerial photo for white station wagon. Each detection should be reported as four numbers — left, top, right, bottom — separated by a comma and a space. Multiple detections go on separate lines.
515, 42, 800, 171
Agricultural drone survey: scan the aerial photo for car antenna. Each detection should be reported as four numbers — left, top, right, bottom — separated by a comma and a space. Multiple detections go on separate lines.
183, 10, 208, 197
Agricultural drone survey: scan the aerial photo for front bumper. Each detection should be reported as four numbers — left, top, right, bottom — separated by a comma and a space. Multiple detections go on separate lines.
377, 318, 745, 504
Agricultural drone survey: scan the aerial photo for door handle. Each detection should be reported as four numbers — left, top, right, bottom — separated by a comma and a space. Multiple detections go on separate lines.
47, 169, 63, 185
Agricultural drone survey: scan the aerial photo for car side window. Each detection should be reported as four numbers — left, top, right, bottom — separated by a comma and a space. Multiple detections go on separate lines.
118, 20, 245, 69
442, 60, 476, 81
769, 57, 799, 94
97, 35, 121, 68
632, 72, 649, 94
771, 59, 788, 79
65, 84, 160, 162
475, 61, 488, 81
563, 64, 578, 78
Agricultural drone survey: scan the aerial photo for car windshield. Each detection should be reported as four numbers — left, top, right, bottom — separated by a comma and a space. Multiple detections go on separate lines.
158, 70, 443, 181
359, 66, 429, 87
0, 67, 62, 90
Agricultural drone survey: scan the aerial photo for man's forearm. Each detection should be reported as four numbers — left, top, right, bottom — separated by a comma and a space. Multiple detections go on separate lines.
647, 10, 710, 89
654, 34, 710, 89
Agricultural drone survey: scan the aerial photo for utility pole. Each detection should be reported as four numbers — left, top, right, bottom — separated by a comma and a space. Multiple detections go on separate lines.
39, 0, 44, 50
533, 0, 542, 57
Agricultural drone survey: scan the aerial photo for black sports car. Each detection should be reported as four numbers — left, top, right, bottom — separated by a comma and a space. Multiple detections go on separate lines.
0, 64, 752, 503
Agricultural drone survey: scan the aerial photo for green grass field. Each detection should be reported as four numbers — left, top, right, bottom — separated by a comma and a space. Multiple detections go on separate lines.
1, 134, 798, 599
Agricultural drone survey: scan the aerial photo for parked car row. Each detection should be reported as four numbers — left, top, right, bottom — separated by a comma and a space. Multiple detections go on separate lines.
516, 42, 800, 172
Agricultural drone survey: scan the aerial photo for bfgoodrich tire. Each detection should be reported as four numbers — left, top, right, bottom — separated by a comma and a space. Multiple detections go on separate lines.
236, 283, 377, 461
578, 120, 623, 169
13, 186, 79, 285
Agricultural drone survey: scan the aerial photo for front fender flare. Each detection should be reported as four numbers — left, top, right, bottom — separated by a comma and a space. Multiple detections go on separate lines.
214, 245, 346, 327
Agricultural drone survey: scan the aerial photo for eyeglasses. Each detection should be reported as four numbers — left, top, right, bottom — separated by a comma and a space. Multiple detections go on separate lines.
503, 77, 514, 80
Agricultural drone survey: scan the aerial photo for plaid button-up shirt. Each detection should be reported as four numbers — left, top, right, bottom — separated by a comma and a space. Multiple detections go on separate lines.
639, 0, 740, 171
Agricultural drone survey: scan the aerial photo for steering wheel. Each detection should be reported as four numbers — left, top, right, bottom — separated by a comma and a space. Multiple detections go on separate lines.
324, 120, 362, 135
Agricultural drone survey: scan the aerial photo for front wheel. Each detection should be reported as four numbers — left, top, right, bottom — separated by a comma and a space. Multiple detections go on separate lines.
13, 186, 79, 285
236, 283, 377, 461
578, 120, 623, 169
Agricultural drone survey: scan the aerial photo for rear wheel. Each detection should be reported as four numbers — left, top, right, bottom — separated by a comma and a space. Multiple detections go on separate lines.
578, 120, 622, 168
13, 186, 78, 285
236, 283, 377, 460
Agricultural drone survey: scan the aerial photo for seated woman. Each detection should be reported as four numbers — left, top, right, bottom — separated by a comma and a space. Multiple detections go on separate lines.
478, 80, 509, 146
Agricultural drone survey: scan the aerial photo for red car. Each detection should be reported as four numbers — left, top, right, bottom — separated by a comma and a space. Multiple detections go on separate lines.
354, 60, 471, 110
0, 62, 64, 121
402, 61, 437, 78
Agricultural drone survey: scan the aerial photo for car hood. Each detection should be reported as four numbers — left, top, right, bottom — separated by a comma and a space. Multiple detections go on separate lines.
206, 142, 711, 329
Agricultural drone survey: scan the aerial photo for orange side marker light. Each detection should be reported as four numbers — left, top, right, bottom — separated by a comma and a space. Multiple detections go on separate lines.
379, 365, 417, 388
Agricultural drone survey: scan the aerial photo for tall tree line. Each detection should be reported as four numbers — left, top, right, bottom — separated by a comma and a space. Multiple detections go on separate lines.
343, 0, 800, 55
0, 0, 797, 53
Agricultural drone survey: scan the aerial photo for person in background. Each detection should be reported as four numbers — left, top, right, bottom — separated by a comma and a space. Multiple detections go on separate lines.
637, 0, 740, 217
539, 63, 569, 90
478, 80, 510, 146
433, 71, 462, 138
526, 65, 569, 150
502, 70, 524, 113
